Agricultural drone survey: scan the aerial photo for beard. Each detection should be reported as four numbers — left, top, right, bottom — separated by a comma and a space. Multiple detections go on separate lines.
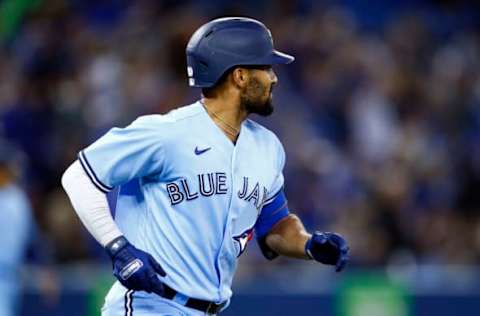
240, 77, 274, 117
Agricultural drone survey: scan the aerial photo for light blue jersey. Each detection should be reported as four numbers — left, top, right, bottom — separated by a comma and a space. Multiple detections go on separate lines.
79, 101, 289, 312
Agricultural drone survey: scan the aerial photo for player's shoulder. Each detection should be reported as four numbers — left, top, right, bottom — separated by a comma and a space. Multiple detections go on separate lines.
244, 119, 282, 147
244, 119, 285, 166
132, 102, 204, 128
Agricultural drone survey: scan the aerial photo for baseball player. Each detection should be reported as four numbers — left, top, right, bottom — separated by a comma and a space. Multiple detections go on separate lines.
0, 141, 33, 316
62, 17, 350, 315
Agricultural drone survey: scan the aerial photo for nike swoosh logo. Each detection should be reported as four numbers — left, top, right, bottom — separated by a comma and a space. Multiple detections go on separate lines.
195, 146, 211, 155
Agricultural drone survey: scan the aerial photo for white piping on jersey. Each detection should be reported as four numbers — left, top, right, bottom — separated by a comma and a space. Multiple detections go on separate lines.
124, 289, 134, 316
78, 150, 113, 193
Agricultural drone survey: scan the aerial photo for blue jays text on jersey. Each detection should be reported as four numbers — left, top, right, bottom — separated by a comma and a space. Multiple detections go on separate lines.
166, 174, 268, 211
77, 101, 290, 308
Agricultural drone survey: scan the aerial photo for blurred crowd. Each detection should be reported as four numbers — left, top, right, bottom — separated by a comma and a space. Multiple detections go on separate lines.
0, 0, 479, 270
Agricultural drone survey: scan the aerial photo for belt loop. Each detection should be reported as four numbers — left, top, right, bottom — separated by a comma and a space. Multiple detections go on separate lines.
205, 302, 215, 315
172, 292, 189, 305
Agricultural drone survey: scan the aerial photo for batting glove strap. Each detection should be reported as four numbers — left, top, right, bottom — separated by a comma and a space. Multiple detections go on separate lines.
105, 236, 129, 258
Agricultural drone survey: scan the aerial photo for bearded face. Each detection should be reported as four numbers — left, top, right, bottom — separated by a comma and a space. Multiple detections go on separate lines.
240, 68, 276, 117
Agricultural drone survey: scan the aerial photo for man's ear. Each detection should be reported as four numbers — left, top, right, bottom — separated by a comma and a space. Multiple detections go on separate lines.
231, 67, 250, 89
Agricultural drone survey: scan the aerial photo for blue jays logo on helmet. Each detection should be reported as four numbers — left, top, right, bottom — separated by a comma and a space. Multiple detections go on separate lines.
186, 17, 294, 88
233, 227, 254, 257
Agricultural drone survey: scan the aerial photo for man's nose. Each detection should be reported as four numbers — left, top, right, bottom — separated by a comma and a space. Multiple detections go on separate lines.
270, 69, 278, 85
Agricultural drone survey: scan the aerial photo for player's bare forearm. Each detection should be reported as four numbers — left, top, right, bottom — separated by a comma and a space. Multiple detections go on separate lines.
265, 214, 311, 259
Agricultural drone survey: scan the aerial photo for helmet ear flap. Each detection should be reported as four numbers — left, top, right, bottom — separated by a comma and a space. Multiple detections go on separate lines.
186, 55, 211, 87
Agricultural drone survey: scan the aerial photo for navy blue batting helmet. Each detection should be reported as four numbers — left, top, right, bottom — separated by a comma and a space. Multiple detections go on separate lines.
186, 17, 294, 88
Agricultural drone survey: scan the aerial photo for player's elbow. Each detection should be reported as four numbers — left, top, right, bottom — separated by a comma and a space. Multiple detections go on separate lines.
61, 160, 80, 193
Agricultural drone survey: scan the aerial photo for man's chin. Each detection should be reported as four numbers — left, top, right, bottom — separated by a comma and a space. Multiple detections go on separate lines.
252, 103, 274, 116
243, 96, 274, 116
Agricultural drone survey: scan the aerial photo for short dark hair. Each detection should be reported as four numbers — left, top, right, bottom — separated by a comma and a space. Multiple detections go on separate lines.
201, 67, 234, 98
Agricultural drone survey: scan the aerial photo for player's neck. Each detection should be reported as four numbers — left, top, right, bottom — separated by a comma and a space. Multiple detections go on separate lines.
202, 97, 247, 142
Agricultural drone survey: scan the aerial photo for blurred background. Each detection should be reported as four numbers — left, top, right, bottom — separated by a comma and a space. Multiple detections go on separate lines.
0, 0, 480, 315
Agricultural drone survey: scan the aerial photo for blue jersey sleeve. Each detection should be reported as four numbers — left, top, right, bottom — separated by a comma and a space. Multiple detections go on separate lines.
254, 188, 289, 238
78, 116, 166, 192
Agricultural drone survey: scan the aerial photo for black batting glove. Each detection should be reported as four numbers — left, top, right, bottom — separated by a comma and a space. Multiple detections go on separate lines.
105, 236, 166, 296
305, 232, 350, 272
